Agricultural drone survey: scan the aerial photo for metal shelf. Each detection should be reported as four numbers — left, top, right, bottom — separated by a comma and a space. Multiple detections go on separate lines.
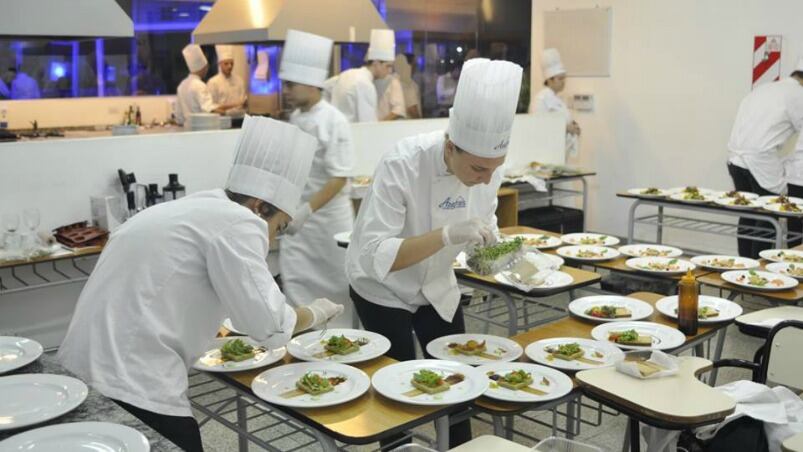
0, 251, 100, 295
506, 174, 593, 230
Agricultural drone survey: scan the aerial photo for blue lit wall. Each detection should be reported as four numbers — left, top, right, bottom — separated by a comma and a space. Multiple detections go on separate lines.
247, 45, 281, 95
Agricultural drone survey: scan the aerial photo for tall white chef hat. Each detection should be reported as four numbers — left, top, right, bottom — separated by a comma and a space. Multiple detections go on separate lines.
225, 115, 316, 218
279, 29, 333, 88
365, 29, 395, 62
215, 45, 234, 62
541, 48, 566, 80
447, 58, 523, 158
182, 44, 208, 73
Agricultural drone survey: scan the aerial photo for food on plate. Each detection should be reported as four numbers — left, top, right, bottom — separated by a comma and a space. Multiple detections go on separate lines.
220, 339, 255, 362
544, 342, 584, 360
447, 339, 486, 355
735, 270, 785, 288
296, 372, 345, 395
540, 377, 550, 386
635, 247, 673, 257
487, 369, 534, 390
681, 191, 706, 201
706, 258, 745, 269
575, 248, 609, 259
641, 187, 662, 195
729, 194, 752, 206
637, 258, 681, 272
674, 306, 720, 319
779, 202, 803, 213
768, 195, 789, 204
352, 176, 372, 186
608, 329, 653, 346
522, 235, 553, 247
585, 305, 632, 319
578, 235, 610, 245
466, 237, 523, 275
324, 335, 363, 355
721, 190, 740, 198
681, 186, 700, 194
785, 264, 803, 277
411, 369, 455, 394
775, 251, 803, 263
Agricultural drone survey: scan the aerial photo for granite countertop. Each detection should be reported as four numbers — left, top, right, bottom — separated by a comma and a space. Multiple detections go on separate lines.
0, 353, 182, 451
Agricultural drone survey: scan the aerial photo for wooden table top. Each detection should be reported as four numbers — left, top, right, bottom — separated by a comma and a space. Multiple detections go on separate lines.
0, 245, 102, 269
473, 291, 729, 415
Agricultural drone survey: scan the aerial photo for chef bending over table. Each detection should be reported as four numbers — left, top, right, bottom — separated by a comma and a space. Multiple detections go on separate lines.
57, 116, 344, 452
345, 58, 523, 448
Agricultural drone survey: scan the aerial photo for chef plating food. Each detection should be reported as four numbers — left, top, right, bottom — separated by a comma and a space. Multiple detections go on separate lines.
57, 116, 344, 451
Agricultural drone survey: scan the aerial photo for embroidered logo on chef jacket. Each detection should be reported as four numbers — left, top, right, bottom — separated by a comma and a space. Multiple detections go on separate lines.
438, 196, 467, 210
494, 138, 510, 151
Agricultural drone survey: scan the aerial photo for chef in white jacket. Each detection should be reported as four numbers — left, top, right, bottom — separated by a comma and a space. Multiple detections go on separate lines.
327, 29, 395, 123
207, 45, 247, 111
533, 48, 580, 157
346, 58, 522, 448
278, 30, 357, 328
175, 44, 238, 125
58, 116, 343, 451
729, 57, 803, 257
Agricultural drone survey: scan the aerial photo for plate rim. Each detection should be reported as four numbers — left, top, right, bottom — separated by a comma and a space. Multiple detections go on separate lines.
567, 295, 655, 322
425, 334, 524, 365
506, 233, 563, 249
251, 361, 370, 409
0, 374, 88, 431
524, 337, 625, 371
654, 295, 743, 323
370, 359, 488, 406
475, 362, 574, 402
689, 255, 761, 271
559, 233, 620, 246
0, 421, 150, 451
286, 328, 391, 364
759, 249, 803, 263
0, 336, 44, 374
765, 262, 803, 280
193, 337, 286, 372
556, 245, 620, 261
590, 321, 686, 351
624, 256, 696, 274
720, 270, 799, 291
616, 244, 683, 258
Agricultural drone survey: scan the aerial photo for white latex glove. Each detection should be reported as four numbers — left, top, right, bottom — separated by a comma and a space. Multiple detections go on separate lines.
442, 218, 496, 247
285, 203, 312, 235
305, 298, 344, 329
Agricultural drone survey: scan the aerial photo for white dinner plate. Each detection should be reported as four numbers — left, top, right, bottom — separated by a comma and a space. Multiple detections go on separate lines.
453, 252, 468, 270
669, 193, 714, 203
426, 334, 523, 366
0, 337, 43, 374
287, 329, 391, 364
0, 374, 88, 431
713, 191, 759, 200
556, 245, 620, 262
0, 422, 150, 451
252, 362, 370, 409
494, 270, 574, 293
655, 295, 743, 324
525, 337, 625, 371
221, 318, 246, 335
627, 188, 669, 198
617, 244, 683, 258
333, 231, 352, 245
476, 362, 573, 403
690, 255, 760, 272
568, 295, 654, 322
506, 233, 563, 250
756, 195, 803, 206
667, 187, 716, 195
759, 249, 803, 264
560, 233, 620, 246
714, 197, 761, 210
763, 203, 803, 216
371, 359, 487, 406
765, 262, 803, 281
625, 257, 695, 274
721, 270, 799, 291
193, 338, 285, 372
590, 321, 686, 351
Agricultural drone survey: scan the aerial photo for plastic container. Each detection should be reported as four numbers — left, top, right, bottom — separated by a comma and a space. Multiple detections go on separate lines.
532, 437, 602, 452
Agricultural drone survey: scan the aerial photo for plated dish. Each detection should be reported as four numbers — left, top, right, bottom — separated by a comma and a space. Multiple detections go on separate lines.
0, 374, 88, 431
690, 255, 760, 271
560, 233, 620, 247
627, 187, 668, 198
568, 295, 654, 322
759, 249, 803, 264
715, 190, 759, 200
590, 321, 686, 351
756, 195, 803, 206
193, 338, 285, 372
714, 195, 760, 209
721, 270, 798, 291
655, 295, 743, 324
476, 362, 573, 403
0, 422, 150, 452
506, 233, 563, 250
426, 334, 523, 366
669, 192, 713, 203
370, 359, 487, 406
765, 262, 803, 280
287, 329, 391, 364
525, 338, 624, 371
617, 244, 683, 258
625, 257, 695, 274
556, 245, 620, 262
251, 362, 370, 408
763, 202, 803, 215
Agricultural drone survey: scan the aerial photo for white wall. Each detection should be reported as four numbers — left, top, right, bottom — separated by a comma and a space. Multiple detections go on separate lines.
531, 0, 803, 253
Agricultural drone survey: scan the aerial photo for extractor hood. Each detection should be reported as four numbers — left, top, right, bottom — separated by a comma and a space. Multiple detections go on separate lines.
192, 0, 388, 45
0, 0, 133, 39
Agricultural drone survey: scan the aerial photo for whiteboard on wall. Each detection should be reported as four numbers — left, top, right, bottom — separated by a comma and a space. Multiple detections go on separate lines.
544, 7, 612, 77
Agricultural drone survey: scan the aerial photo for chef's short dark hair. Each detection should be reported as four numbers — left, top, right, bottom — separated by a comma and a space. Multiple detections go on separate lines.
225, 190, 281, 219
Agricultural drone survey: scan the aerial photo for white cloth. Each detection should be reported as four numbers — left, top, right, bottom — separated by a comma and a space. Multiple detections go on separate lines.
541, 48, 566, 79
376, 75, 406, 119
345, 130, 501, 320
729, 78, 803, 192
182, 44, 207, 72
225, 115, 317, 218
534, 86, 579, 157
393, 54, 421, 114
207, 72, 246, 107
57, 189, 297, 417
328, 67, 378, 123
279, 29, 333, 88
436, 74, 458, 107
175, 73, 218, 125
447, 58, 523, 158
365, 29, 395, 62
10, 72, 40, 99
615, 351, 679, 379
280, 100, 355, 328
215, 45, 234, 61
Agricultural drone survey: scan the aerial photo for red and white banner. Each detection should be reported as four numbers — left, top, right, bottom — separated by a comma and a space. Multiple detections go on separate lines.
753, 35, 782, 89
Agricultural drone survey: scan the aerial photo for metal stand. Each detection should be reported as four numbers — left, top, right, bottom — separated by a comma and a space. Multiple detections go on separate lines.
0, 253, 98, 295
507, 174, 593, 230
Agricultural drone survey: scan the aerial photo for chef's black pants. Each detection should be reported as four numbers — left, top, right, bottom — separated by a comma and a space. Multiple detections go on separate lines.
350, 286, 472, 449
113, 399, 204, 452
787, 184, 803, 248
727, 163, 775, 258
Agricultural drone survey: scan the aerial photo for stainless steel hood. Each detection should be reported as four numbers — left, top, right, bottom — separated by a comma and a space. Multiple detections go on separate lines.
192, 0, 388, 45
0, 0, 133, 39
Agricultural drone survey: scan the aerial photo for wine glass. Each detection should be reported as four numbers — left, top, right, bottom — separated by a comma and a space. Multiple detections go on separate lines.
22, 208, 41, 254
2, 212, 20, 254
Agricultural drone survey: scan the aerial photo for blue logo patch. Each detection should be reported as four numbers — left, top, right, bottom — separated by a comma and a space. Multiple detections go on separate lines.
438, 196, 467, 210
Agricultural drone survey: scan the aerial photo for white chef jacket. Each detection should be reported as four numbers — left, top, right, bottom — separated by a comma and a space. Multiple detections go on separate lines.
207, 72, 246, 107
175, 73, 219, 125
436, 74, 458, 107
729, 78, 803, 193
400, 78, 421, 115
10, 72, 40, 99
345, 130, 501, 318
533, 86, 578, 156
376, 75, 406, 120
280, 100, 355, 327
329, 67, 378, 123
57, 189, 296, 417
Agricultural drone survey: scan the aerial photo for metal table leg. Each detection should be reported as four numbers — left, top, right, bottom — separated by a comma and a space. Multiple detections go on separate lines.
656, 206, 664, 244
581, 177, 588, 231
627, 200, 641, 244
629, 418, 641, 452
435, 416, 450, 451
492, 415, 505, 436
236, 395, 248, 452
566, 397, 577, 439
310, 430, 339, 452
709, 328, 728, 386
504, 416, 514, 440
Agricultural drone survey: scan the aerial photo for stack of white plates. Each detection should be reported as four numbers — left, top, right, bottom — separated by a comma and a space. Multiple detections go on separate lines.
186, 113, 221, 131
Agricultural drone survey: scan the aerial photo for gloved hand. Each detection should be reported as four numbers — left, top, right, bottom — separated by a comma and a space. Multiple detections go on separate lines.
305, 298, 344, 329
442, 218, 496, 247
285, 203, 312, 235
